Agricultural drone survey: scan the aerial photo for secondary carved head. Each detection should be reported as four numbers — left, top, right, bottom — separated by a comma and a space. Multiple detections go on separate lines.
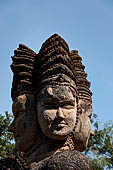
9, 45, 38, 152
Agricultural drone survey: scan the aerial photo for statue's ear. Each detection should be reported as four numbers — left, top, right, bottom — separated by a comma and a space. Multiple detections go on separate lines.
72, 99, 93, 152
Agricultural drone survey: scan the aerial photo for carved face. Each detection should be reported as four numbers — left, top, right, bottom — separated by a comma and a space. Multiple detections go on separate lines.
8, 94, 38, 152
73, 100, 94, 151
37, 86, 77, 140
79, 103, 94, 147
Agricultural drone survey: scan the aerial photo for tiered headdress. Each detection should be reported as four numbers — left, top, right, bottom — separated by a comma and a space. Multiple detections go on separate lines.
33, 34, 77, 95
11, 44, 36, 100
70, 50, 92, 103
11, 33, 92, 107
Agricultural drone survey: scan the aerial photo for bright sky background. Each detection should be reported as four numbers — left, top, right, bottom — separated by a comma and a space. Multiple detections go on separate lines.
0, 0, 113, 125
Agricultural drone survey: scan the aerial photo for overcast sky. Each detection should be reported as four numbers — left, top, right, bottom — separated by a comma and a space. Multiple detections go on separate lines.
0, 0, 113, 125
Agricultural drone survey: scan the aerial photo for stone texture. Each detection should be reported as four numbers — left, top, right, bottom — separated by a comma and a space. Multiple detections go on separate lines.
8, 34, 93, 169
31, 150, 93, 170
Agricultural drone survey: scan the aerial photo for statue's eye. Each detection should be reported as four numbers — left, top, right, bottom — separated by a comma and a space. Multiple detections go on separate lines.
42, 103, 58, 109
62, 102, 75, 109
63, 105, 75, 109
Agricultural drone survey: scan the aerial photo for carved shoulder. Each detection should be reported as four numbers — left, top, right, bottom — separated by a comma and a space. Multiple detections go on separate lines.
32, 150, 92, 170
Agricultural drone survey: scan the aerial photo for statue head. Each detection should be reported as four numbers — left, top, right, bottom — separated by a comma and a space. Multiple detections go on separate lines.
34, 35, 78, 141
8, 45, 39, 152
9, 34, 93, 153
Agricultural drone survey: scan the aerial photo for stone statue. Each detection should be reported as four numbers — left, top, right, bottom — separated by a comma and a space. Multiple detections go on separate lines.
8, 34, 94, 169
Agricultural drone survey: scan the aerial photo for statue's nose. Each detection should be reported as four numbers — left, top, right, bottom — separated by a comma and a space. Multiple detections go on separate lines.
57, 107, 64, 120
8, 120, 15, 133
90, 129, 94, 136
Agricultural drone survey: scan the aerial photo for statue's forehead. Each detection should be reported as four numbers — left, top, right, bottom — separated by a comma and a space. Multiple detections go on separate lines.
39, 85, 75, 102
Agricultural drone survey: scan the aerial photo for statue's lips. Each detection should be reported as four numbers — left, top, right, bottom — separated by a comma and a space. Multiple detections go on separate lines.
57, 123, 66, 128
51, 121, 67, 127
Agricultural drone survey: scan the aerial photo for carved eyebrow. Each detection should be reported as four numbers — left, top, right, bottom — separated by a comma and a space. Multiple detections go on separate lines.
40, 98, 57, 106
40, 98, 75, 107
59, 100, 75, 105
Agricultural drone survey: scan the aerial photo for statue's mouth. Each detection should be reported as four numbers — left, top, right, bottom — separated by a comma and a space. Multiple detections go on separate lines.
57, 123, 66, 128
51, 121, 67, 129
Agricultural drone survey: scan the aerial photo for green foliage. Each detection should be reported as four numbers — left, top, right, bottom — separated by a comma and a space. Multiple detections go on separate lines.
0, 111, 14, 158
85, 114, 113, 170
0, 112, 113, 170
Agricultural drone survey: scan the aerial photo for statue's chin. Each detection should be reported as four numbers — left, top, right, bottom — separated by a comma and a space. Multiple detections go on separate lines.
14, 137, 33, 152
48, 134, 67, 140
43, 129, 71, 141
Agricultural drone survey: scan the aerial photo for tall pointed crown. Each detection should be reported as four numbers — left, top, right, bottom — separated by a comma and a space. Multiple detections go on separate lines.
33, 34, 77, 94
